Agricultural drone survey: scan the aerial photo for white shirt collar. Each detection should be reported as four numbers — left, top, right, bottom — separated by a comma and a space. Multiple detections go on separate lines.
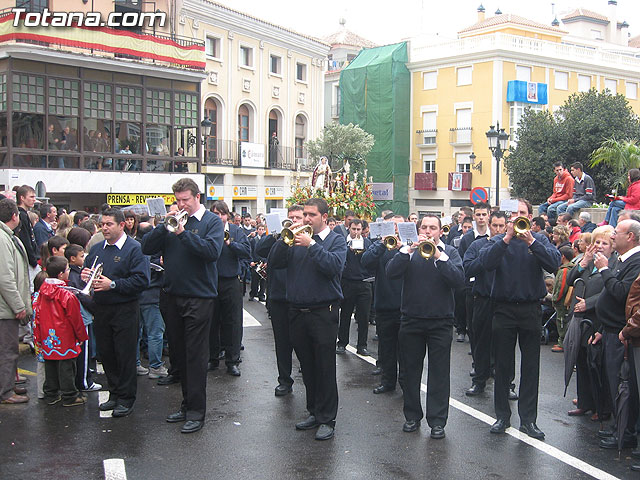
104, 232, 127, 250
317, 226, 331, 240
436, 239, 446, 250
473, 227, 488, 238
620, 245, 640, 262
575, 172, 585, 183
191, 205, 206, 221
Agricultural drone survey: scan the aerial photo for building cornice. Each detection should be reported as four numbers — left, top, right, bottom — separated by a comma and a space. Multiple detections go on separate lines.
0, 44, 206, 82
183, 0, 330, 60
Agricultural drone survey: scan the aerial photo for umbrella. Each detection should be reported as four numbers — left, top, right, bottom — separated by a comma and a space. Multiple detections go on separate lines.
615, 342, 632, 458
563, 279, 586, 396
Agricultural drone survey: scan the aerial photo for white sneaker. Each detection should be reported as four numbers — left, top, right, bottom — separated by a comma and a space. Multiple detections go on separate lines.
148, 366, 168, 379
136, 365, 149, 376
82, 382, 102, 392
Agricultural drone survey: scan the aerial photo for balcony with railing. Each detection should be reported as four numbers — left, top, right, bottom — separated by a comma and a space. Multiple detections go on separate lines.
449, 127, 472, 146
414, 172, 437, 190
410, 32, 640, 72
416, 129, 437, 147
0, 8, 205, 71
204, 139, 314, 171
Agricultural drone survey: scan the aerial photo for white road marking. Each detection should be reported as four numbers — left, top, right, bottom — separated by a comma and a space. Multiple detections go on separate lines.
99, 391, 112, 418
345, 344, 619, 480
103, 458, 127, 480
243, 309, 262, 327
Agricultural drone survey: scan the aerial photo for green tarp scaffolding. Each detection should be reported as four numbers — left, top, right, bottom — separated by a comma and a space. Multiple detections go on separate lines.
340, 42, 410, 217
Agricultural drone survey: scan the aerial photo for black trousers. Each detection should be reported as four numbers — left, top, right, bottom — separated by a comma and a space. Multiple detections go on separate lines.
74, 325, 95, 390
44, 358, 78, 403
290, 305, 339, 426
398, 316, 452, 428
164, 295, 214, 421
376, 310, 401, 388
603, 331, 638, 436
159, 290, 179, 378
93, 300, 139, 407
338, 280, 371, 349
268, 299, 293, 387
249, 270, 266, 299
210, 277, 243, 365
465, 289, 475, 348
454, 287, 467, 335
492, 301, 540, 424
471, 295, 493, 387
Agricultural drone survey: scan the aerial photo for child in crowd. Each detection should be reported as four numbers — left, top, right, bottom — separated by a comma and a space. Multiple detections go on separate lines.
551, 246, 576, 353
34, 256, 88, 407
40, 235, 70, 268
32, 271, 48, 399
64, 244, 101, 392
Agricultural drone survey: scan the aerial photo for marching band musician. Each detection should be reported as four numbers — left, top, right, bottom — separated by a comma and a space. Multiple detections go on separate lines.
386, 215, 464, 439
249, 224, 267, 302
463, 211, 507, 397
479, 199, 560, 440
256, 205, 305, 396
269, 198, 347, 441
85, 208, 150, 418
336, 218, 373, 356
141, 178, 223, 433
361, 215, 405, 394
209, 201, 251, 377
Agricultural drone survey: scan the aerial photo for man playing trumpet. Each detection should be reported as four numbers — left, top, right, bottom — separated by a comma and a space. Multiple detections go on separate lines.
386, 215, 464, 439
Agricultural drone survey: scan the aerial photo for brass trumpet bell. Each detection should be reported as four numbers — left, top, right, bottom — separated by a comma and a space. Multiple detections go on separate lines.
382, 236, 398, 250
417, 239, 437, 259
281, 219, 293, 229
281, 224, 313, 246
513, 216, 531, 235
166, 210, 188, 233
224, 231, 230, 242
442, 224, 450, 235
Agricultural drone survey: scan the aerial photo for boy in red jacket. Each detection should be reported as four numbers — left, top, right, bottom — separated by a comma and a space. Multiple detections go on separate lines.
538, 162, 574, 221
34, 256, 88, 407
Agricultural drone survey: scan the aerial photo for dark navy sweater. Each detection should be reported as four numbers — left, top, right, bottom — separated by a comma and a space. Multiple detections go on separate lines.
386, 244, 464, 319
342, 237, 373, 281
141, 210, 223, 298
217, 223, 251, 279
462, 237, 493, 298
361, 240, 402, 312
480, 232, 561, 303
270, 228, 347, 307
85, 235, 150, 305
596, 251, 640, 332
256, 234, 287, 303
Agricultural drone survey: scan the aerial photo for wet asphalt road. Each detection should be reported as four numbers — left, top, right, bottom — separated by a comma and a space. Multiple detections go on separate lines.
0, 298, 636, 479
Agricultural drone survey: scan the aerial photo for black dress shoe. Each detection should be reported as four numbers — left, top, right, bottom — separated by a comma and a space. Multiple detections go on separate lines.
157, 374, 180, 386
335, 345, 346, 354
632, 465, 640, 472
600, 435, 637, 449
465, 384, 485, 396
490, 419, 510, 434
430, 426, 446, 439
181, 420, 204, 434
166, 411, 187, 423
356, 348, 371, 356
226, 365, 241, 376
274, 384, 292, 396
371, 367, 383, 375
207, 361, 219, 371
99, 399, 117, 411
520, 422, 545, 440
112, 404, 134, 418
315, 424, 334, 440
598, 428, 615, 439
508, 388, 519, 401
373, 385, 395, 394
295, 415, 319, 430
402, 420, 420, 432
469, 368, 476, 377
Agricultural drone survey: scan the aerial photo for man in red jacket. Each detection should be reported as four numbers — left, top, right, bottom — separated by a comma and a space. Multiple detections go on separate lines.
34, 256, 88, 407
538, 162, 574, 221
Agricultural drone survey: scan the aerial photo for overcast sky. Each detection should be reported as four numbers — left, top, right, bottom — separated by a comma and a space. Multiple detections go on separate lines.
215, 0, 640, 46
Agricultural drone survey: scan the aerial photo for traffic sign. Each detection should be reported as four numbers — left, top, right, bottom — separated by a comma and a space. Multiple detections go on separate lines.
470, 187, 489, 205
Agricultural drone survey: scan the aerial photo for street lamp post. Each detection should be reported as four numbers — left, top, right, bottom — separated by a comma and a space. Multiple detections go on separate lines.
485, 121, 509, 206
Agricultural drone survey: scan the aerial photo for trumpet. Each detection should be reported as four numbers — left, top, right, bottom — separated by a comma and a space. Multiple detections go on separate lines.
442, 224, 451, 235
409, 239, 436, 259
382, 235, 398, 250
224, 231, 230, 242
281, 219, 293, 229
81, 257, 103, 295
513, 216, 531, 235
281, 224, 313, 247
166, 210, 188, 233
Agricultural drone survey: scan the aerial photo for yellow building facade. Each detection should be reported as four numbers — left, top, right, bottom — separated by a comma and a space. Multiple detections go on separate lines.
408, 8, 640, 215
